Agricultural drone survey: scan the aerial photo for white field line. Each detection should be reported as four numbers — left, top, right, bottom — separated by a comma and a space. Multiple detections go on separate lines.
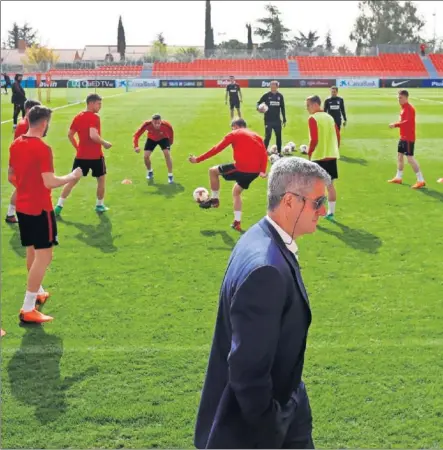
410, 96, 443, 105
0, 90, 141, 125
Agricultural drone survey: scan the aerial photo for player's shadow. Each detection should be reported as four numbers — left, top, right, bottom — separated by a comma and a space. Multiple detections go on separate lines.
200, 230, 241, 251
146, 181, 185, 198
7, 325, 97, 424
8, 226, 26, 258
417, 187, 443, 203
340, 155, 368, 166
60, 213, 119, 253
317, 220, 382, 254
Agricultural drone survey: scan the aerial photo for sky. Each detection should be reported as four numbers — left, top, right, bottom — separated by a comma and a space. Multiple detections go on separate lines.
1, 0, 442, 50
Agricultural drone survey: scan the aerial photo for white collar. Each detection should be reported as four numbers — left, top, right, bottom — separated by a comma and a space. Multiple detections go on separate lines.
266, 215, 299, 260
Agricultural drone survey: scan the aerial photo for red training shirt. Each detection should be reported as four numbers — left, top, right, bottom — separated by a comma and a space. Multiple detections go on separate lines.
196, 128, 268, 174
133, 120, 174, 147
308, 116, 341, 160
14, 117, 29, 139
70, 111, 103, 159
9, 136, 54, 215
395, 103, 416, 142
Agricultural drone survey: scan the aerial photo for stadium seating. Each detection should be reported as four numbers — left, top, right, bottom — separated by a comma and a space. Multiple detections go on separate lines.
429, 54, 443, 76
152, 59, 289, 77
47, 65, 143, 78
292, 54, 427, 77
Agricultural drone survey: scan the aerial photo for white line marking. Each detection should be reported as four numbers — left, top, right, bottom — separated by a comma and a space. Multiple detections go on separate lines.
410, 96, 443, 105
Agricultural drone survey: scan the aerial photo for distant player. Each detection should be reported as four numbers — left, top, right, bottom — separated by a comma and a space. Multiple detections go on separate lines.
225, 76, 242, 119
5, 99, 41, 224
188, 118, 267, 231
2, 72, 11, 94
324, 86, 347, 130
257, 80, 286, 154
9, 105, 82, 323
11, 73, 26, 129
133, 114, 174, 183
306, 95, 340, 220
388, 90, 425, 189
55, 94, 112, 216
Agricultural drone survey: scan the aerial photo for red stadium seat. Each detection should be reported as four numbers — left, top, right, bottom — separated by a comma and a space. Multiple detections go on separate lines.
429, 54, 443, 76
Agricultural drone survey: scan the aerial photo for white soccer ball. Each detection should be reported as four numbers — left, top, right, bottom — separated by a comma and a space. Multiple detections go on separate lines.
258, 102, 269, 113
300, 144, 308, 155
269, 154, 280, 164
193, 187, 209, 203
283, 145, 291, 155
288, 142, 296, 152
269, 144, 278, 155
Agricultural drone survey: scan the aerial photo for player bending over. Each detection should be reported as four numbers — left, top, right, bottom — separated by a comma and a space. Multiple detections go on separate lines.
55, 94, 112, 216
225, 76, 242, 120
133, 114, 174, 183
9, 105, 82, 324
5, 99, 41, 224
388, 90, 425, 189
188, 118, 267, 232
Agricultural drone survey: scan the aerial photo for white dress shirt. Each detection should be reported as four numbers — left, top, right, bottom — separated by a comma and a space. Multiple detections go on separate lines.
265, 215, 299, 261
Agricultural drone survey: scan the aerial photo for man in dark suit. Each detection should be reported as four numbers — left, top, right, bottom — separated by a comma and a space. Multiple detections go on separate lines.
195, 157, 331, 449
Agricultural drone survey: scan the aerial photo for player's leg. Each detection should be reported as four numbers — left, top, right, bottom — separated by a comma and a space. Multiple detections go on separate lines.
20, 103, 25, 119
264, 123, 273, 149
231, 183, 244, 231
235, 104, 242, 119
230, 105, 235, 120
326, 182, 337, 219
144, 139, 157, 179
5, 188, 18, 223
274, 123, 283, 154
199, 165, 224, 209
55, 159, 85, 216
388, 142, 405, 183
12, 104, 20, 127
408, 157, 425, 189
93, 158, 108, 212
160, 139, 174, 183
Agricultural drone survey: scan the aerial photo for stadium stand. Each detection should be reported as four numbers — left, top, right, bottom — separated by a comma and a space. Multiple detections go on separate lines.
429, 53, 443, 76
47, 65, 143, 78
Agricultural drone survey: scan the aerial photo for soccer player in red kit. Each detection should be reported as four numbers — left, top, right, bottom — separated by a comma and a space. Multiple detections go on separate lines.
9, 106, 82, 324
55, 94, 112, 216
5, 99, 41, 224
133, 114, 174, 183
189, 118, 268, 231
388, 90, 425, 189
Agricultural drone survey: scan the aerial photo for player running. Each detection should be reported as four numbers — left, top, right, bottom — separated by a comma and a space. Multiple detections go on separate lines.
9, 105, 82, 324
225, 76, 242, 119
188, 118, 267, 232
388, 90, 425, 189
5, 99, 41, 224
257, 80, 287, 155
55, 94, 112, 216
133, 114, 174, 183
306, 95, 340, 221
11, 73, 26, 130
324, 86, 347, 131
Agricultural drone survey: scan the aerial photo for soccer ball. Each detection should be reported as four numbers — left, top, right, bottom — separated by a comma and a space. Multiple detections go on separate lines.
283, 145, 291, 155
287, 142, 296, 152
269, 144, 278, 155
258, 102, 269, 113
193, 187, 209, 203
269, 154, 280, 164
300, 145, 308, 155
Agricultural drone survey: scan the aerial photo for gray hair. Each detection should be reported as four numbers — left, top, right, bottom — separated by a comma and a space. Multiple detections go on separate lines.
267, 157, 331, 211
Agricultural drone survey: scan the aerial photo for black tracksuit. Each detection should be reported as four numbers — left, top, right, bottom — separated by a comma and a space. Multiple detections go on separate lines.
11, 80, 26, 125
324, 96, 347, 129
2, 73, 11, 93
257, 91, 286, 153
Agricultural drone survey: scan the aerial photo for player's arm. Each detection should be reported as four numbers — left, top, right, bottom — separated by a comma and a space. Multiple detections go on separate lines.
190, 133, 234, 163
307, 117, 319, 160
238, 85, 243, 102
323, 99, 329, 113
280, 94, 286, 124
340, 98, 347, 123
163, 121, 174, 146
90, 126, 111, 149
68, 127, 79, 151
259, 139, 268, 176
133, 121, 149, 150
8, 165, 15, 183
257, 93, 267, 110
40, 147, 82, 189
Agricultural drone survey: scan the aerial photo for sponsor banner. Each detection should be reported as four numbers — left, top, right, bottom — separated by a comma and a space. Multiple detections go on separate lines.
67, 79, 116, 88
116, 79, 159, 88
337, 78, 379, 88
295, 79, 336, 88
204, 79, 249, 88
248, 79, 296, 88
38, 79, 69, 88
421, 79, 443, 88
160, 80, 204, 88
380, 79, 423, 88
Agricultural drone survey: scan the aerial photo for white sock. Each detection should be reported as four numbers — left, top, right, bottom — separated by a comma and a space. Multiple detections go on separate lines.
416, 172, 424, 182
234, 211, 242, 222
328, 201, 336, 215
396, 170, 403, 179
147, 169, 153, 174
38, 285, 45, 294
22, 291, 37, 312
168, 173, 173, 177
212, 190, 219, 199
7, 204, 16, 216
97, 199, 104, 206
57, 197, 66, 207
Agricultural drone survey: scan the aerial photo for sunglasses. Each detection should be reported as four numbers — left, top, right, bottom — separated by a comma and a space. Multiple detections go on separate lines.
284, 192, 327, 210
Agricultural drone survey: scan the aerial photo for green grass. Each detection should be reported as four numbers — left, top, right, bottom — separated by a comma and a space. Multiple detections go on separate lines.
1, 87, 443, 449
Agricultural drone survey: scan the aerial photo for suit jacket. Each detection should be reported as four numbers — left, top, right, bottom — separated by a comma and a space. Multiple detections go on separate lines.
194, 217, 312, 449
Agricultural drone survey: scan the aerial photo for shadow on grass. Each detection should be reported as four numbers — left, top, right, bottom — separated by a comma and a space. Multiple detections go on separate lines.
146, 181, 185, 198
200, 229, 242, 250
340, 155, 368, 166
7, 325, 97, 424
399, 183, 443, 203
60, 213, 118, 253
317, 220, 382, 254
8, 225, 26, 258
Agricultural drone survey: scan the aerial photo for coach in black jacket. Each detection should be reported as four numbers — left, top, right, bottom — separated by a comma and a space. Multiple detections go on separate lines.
194, 157, 331, 449
11, 73, 26, 126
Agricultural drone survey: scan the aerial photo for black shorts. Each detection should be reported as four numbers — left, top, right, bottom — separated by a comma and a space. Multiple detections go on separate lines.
17, 210, 58, 249
219, 163, 259, 190
398, 140, 415, 156
314, 159, 338, 180
230, 99, 240, 110
73, 157, 106, 178
144, 138, 171, 152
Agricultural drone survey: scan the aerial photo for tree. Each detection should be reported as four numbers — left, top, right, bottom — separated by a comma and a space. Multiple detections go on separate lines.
22, 44, 59, 69
246, 23, 253, 54
350, 0, 425, 48
152, 33, 167, 60
205, 0, 215, 56
218, 39, 247, 50
117, 16, 126, 61
294, 30, 320, 50
4, 22, 38, 49
175, 47, 202, 62
254, 4, 291, 50
337, 45, 352, 56
325, 30, 333, 53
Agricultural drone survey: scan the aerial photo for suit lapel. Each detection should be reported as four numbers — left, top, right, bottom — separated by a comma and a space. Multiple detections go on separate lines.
259, 218, 310, 309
